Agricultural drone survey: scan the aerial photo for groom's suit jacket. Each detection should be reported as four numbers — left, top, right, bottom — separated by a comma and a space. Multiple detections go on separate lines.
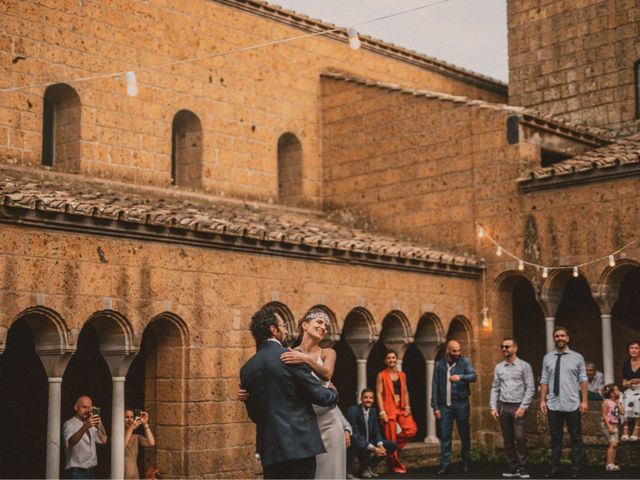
240, 340, 338, 466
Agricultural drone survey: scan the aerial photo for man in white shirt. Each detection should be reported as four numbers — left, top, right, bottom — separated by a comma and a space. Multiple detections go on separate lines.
62, 396, 107, 479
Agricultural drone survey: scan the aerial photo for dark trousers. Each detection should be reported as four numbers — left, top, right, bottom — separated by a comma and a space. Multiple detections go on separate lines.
66, 468, 96, 480
438, 400, 471, 468
548, 409, 584, 469
263, 456, 316, 479
499, 402, 528, 471
347, 440, 397, 474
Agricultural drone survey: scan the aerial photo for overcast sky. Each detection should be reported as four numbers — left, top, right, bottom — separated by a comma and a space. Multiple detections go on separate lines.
270, 0, 509, 82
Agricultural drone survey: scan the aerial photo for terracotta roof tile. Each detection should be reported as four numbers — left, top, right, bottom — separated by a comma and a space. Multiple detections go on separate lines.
519, 133, 640, 184
0, 167, 480, 274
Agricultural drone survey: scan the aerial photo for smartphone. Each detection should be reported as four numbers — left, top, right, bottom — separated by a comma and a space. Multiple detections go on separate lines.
133, 409, 142, 419
91, 406, 100, 417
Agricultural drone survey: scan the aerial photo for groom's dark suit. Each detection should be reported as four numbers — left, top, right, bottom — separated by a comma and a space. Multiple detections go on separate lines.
240, 339, 338, 479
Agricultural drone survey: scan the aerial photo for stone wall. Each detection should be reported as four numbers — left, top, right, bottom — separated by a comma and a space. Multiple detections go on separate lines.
507, 0, 640, 130
0, 0, 505, 208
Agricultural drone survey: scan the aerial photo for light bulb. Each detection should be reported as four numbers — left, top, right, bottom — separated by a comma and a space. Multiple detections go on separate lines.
518, 260, 524, 271
542, 267, 549, 279
481, 307, 489, 328
496, 246, 502, 256
125, 71, 138, 97
347, 28, 361, 50
608, 255, 615, 267
572, 266, 579, 277
478, 226, 485, 238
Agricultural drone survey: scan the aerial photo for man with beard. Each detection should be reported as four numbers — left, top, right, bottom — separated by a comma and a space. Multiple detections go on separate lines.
240, 307, 338, 479
431, 339, 477, 476
490, 338, 534, 479
62, 396, 107, 479
540, 326, 588, 479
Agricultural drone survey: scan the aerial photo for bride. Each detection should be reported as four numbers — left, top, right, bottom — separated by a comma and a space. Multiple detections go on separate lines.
280, 308, 349, 479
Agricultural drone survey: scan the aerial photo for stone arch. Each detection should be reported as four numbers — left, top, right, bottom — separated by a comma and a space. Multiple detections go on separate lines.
277, 132, 303, 206
0, 307, 72, 478
341, 307, 377, 358
126, 312, 189, 479
367, 311, 412, 387
414, 312, 444, 361
444, 316, 472, 358
594, 260, 640, 313
171, 109, 203, 188
262, 301, 295, 340
42, 83, 81, 172
496, 272, 545, 377
552, 272, 601, 367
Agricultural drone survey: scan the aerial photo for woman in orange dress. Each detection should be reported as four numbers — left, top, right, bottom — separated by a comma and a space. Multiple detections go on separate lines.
376, 349, 417, 474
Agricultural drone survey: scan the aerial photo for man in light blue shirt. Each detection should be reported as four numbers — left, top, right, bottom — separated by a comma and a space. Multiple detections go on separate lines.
490, 338, 534, 479
539, 326, 588, 479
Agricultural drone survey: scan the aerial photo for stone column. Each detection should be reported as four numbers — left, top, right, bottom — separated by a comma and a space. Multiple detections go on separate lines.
356, 359, 367, 402
111, 376, 126, 480
601, 314, 614, 384
545, 316, 555, 353
46, 377, 63, 479
424, 359, 437, 443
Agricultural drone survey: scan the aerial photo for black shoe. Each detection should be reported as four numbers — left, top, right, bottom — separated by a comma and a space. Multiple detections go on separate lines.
437, 466, 450, 476
462, 462, 470, 473
502, 470, 519, 478
545, 467, 561, 478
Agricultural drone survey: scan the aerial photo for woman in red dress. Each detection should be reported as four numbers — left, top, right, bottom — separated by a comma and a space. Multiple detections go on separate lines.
376, 349, 417, 474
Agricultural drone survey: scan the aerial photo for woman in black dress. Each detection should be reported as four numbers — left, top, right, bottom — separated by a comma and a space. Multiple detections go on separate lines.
621, 340, 640, 440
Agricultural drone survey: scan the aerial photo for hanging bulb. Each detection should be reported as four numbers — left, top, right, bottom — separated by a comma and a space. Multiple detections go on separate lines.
572, 266, 579, 277
125, 71, 138, 97
481, 306, 489, 328
347, 28, 361, 50
542, 267, 549, 279
478, 226, 485, 238
608, 255, 615, 267
518, 260, 524, 271
496, 246, 502, 256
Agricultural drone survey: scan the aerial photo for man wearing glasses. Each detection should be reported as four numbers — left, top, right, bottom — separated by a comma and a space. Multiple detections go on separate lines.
490, 338, 535, 479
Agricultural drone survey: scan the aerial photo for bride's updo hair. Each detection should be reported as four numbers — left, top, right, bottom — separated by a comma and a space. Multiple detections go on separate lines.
297, 308, 331, 338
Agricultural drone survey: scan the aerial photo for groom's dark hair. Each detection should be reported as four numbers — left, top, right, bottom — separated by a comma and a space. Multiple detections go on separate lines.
250, 306, 279, 345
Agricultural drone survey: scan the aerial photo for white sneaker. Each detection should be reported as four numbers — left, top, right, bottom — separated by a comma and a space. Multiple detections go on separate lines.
367, 467, 379, 478
359, 470, 373, 479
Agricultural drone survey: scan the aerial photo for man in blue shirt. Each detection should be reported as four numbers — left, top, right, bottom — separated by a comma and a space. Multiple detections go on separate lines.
539, 325, 588, 479
431, 339, 477, 476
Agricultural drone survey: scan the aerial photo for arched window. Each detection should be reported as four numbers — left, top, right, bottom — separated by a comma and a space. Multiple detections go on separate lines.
171, 110, 202, 188
277, 132, 303, 205
635, 60, 640, 119
41, 83, 81, 171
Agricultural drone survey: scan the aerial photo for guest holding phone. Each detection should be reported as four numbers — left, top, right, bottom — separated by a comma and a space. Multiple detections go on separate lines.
124, 408, 156, 479
62, 396, 107, 479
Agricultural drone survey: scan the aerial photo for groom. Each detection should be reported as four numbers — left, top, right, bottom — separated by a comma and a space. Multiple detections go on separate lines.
240, 307, 338, 479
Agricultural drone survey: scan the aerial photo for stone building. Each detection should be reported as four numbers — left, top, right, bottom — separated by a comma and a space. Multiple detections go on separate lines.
0, 0, 638, 478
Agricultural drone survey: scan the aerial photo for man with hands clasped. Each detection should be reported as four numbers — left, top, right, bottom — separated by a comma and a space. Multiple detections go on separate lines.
540, 326, 588, 479
490, 338, 534, 479
62, 396, 108, 479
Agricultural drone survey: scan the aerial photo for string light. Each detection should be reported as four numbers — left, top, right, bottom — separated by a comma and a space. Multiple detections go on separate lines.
475, 221, 638, 278
347, 28, 362, 49
125, 71, 138, 97
0, 0, 454, 96
481, 306, 490, 328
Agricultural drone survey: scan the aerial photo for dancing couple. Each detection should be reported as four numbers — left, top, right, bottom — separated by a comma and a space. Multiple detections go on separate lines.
239, 307, 349, 479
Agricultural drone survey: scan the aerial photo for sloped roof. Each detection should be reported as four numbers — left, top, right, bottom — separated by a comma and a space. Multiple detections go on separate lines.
216, 0, 506, 93
322, 71, 612, 144
518, 133, 640, 191
0, 167, 480, 276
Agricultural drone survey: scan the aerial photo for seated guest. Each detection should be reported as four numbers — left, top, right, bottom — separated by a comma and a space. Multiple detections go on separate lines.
346, 388, 397, 479
586, 361, 605, 399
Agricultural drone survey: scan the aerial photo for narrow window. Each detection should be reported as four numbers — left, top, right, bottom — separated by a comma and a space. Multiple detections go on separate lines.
41, 84, 81, 171
171, 110, 202, 188
277, 132, 303, 205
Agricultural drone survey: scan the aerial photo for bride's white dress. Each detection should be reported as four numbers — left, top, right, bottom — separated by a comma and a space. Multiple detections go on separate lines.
312, 354, 347, 479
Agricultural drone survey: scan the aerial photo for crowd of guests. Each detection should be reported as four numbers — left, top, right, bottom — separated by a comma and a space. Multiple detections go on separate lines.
240, 307, 640, 480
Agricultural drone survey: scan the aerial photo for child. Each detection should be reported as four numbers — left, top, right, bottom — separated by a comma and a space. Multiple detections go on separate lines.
601, 383, 624, 472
